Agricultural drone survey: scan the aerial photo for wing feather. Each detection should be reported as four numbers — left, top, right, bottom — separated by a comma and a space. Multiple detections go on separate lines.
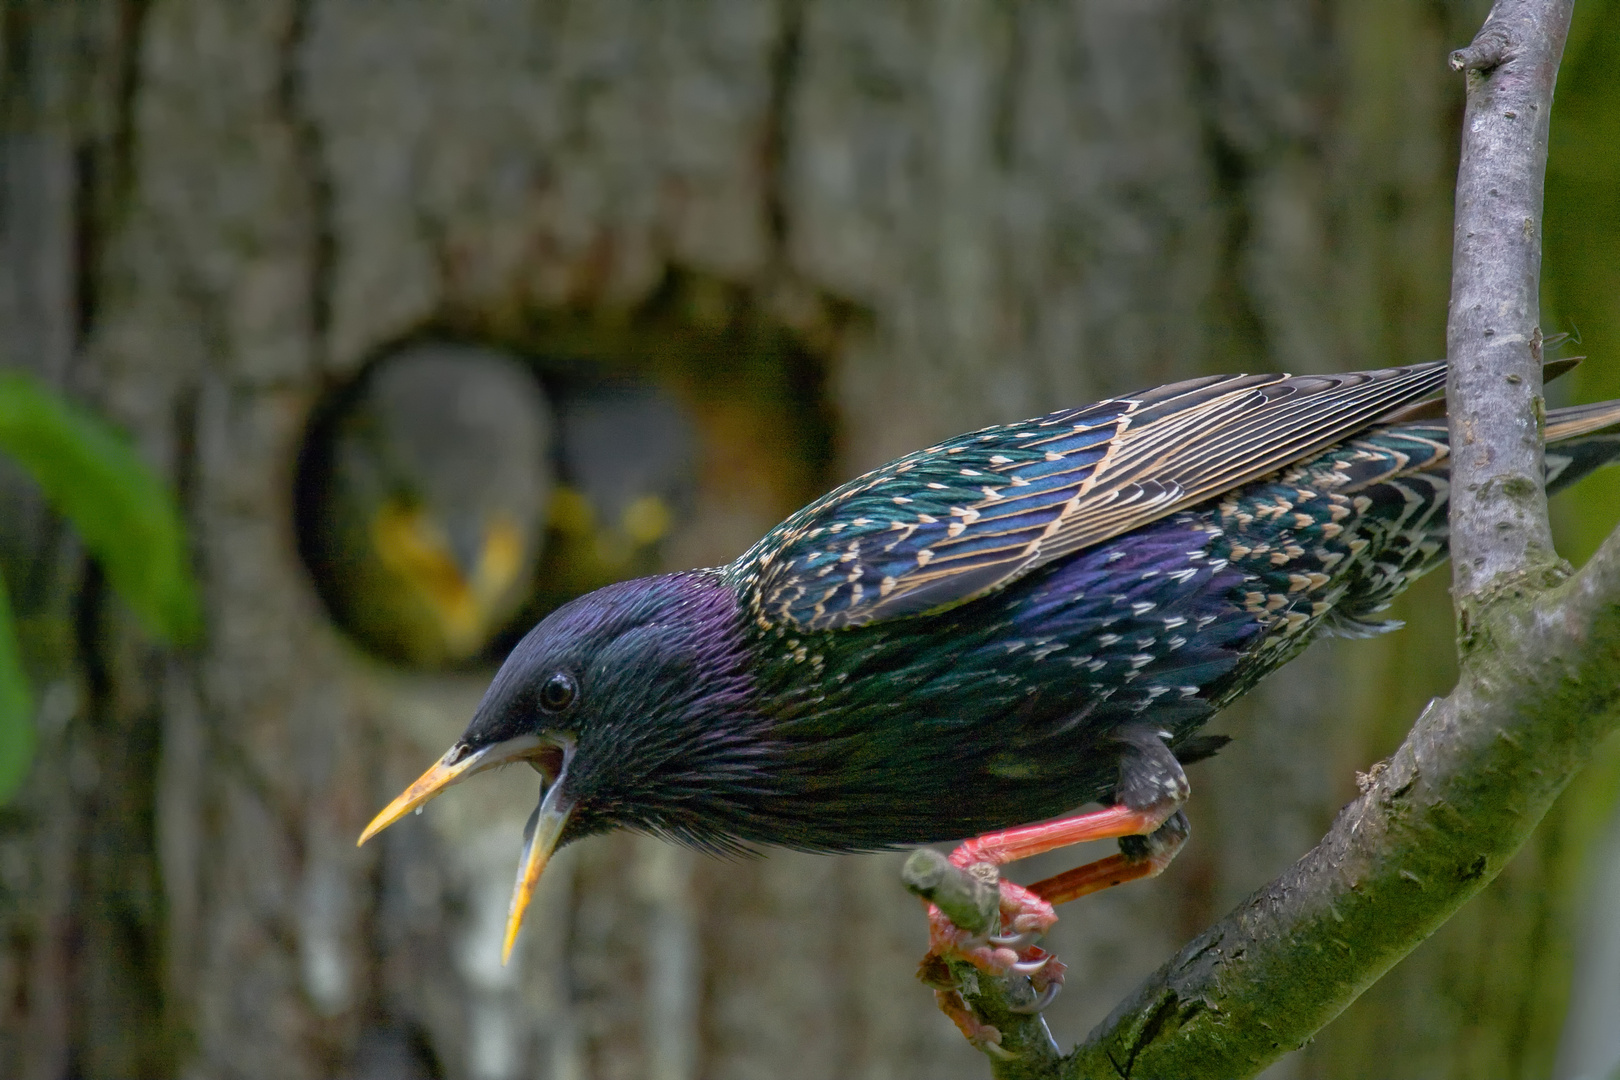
735, 362, 1449, 630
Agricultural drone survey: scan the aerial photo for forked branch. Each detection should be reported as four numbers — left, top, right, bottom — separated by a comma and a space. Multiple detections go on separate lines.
904, 4, 1609, 1077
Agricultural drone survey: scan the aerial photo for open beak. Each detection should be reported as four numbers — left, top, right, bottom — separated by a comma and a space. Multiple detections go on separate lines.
357, 734, 549, 846
503, 752, 575, 963
356, 733, 577, 966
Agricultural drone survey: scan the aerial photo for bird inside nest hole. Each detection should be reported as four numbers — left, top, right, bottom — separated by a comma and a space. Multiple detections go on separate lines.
294, 340, 699, 670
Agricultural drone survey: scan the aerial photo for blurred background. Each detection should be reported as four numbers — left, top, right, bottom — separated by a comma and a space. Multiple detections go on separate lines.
2, 2, 1619, 1078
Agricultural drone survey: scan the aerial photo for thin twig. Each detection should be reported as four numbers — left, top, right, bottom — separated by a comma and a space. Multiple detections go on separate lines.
1450, 25, 1512, 72
902, 848, 998, 934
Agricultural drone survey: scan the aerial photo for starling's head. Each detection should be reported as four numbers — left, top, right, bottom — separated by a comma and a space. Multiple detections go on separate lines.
358, 570, 761, 960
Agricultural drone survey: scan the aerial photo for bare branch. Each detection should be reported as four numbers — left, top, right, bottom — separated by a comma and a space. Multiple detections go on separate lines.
902, 849, 998, 934
1449, 27, 1512, 73
1445, 0, 1575, 599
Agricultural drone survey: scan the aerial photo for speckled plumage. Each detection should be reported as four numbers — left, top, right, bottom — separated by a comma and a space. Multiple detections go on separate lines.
455, 362, 1620, 860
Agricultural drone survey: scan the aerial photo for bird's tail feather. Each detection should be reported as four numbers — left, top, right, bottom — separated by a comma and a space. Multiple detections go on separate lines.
1546, 398, 1620, 442
1546, 398, 1620, 497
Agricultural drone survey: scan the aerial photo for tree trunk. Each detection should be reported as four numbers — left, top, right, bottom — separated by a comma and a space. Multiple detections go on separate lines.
1, 1, 1614, 1078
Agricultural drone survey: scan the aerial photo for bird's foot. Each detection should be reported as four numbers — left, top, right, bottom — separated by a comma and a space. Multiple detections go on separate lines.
919, 873, 1067, 1053
932, 990, 1015, 1058
919, 872, 1067, 1041
1008, 975, 1064, 1015
924, 875, 1060, 976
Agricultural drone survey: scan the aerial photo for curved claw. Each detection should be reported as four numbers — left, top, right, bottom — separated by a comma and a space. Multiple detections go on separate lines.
1008, 980, 1062, 1015
1009, 953, 1052, 977
987, 930, 1041, 951
979, 1039, 1016, 1061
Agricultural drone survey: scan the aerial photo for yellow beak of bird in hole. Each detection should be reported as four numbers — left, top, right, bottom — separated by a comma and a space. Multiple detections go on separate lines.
300, 341, 555, 668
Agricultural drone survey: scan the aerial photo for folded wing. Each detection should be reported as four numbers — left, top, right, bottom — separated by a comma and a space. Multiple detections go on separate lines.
738, 362, 1450, 631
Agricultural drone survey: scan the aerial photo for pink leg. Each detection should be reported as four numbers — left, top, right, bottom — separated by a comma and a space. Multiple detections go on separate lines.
1028, 817, 1188, 904
926, 802, 1185, 977
922, 731, 1194, 1045
949, 801, 1180, 868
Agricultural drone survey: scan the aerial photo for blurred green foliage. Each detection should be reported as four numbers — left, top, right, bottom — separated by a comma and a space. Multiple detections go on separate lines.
1547, 0, 1620, 567
0, 372, 200, 800
0, 575, 31, 805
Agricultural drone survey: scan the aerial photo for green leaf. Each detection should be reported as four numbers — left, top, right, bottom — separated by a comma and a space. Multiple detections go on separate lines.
0, 372, 201, 644
0, 574, 35, 802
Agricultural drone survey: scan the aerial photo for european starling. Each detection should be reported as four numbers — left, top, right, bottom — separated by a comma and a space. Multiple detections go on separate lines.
302, 343, 554, 668
359, 362, 1620, 1001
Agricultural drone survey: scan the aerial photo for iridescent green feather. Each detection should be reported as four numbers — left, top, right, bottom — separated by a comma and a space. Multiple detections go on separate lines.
734, 362, 1451, 631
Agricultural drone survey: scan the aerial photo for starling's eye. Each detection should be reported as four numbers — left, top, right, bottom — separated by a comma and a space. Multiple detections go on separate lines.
539, 672, 577, 713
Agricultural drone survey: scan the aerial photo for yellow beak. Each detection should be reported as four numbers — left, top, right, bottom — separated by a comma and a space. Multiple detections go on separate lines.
504, 774, 574, 963
357, 734, 547, 845
357, 734, 576, 965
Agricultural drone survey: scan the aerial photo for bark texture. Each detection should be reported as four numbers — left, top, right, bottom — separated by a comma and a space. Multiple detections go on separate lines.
1, 2, 1616, 1079
1444, 0, 1570, 593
